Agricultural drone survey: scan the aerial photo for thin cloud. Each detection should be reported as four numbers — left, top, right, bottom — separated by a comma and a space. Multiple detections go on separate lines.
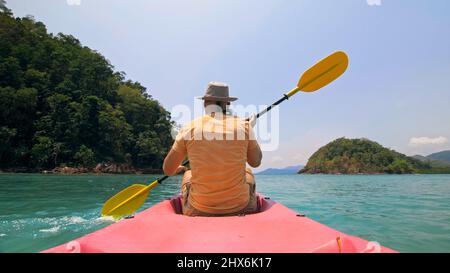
293, 153, 308, 163
367, 0, 382, 6
409, 136, 448, 146
271, 156, 284, 163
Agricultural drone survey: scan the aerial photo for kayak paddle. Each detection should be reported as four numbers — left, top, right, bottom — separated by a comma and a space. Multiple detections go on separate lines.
101, 51, 349, 218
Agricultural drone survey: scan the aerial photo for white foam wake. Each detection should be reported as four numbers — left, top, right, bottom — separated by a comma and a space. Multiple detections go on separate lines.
39, 226, 60, 233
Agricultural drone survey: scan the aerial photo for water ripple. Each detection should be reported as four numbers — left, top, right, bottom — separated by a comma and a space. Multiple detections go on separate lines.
0, 173, 449, 252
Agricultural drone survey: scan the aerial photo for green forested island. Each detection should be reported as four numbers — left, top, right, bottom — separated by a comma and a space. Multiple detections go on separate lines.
0, 5, 173, 173
299, 138, 450, 174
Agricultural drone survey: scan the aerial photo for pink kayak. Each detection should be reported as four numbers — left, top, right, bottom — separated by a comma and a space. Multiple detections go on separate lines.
43, 195, 397, 253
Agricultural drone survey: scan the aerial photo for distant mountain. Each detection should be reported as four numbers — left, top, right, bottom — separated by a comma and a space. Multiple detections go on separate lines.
257, 165, 304, 175
413, 152, 450, 169
412, 155, 429, 161
427, 151, 450, 163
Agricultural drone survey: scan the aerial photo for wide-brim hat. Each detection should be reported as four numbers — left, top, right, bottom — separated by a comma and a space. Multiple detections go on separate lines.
197, 82, 238, 102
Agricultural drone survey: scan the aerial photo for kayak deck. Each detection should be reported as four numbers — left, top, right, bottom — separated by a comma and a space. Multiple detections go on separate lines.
43, 195, 397, 253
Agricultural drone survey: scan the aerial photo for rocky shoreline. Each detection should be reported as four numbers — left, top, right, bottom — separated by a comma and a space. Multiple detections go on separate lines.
299, 171, 387, 175
298, 169, 386, 175
0, 163, 163, 175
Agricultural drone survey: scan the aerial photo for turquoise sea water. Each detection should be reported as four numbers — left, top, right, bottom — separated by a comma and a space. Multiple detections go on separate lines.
0, 173, 449, 253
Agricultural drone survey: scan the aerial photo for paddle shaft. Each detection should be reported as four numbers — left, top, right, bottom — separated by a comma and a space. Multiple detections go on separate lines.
250, 86, 300, 119
254, 94, 289, 119
155, 160, 190, 185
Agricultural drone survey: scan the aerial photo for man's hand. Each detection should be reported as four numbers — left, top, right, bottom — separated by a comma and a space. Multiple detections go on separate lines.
175, 165, 188, 174
249, 114, 257, 128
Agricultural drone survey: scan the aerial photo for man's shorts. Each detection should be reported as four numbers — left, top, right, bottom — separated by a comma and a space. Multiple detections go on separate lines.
181, 168, 258, 217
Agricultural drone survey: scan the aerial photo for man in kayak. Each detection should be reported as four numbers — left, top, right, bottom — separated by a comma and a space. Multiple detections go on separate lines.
163, 82, 262, 216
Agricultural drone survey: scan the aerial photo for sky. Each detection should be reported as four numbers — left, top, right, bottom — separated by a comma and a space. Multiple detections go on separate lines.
7, 0, 450, 170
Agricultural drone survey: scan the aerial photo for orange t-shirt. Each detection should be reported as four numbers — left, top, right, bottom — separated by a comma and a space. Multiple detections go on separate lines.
171, 114, 259, 214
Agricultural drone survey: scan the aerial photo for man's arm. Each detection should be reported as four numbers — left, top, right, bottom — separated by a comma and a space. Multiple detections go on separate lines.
246, 117, 262, 167
247, 140, 262, 168
163, 148, 186, 176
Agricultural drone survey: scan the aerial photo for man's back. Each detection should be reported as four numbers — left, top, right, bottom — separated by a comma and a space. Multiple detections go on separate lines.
172, 114, 259, 214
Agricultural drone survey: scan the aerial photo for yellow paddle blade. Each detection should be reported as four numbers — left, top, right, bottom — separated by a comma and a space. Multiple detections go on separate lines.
101, 183, 154, 218
286, 51, 349, 97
